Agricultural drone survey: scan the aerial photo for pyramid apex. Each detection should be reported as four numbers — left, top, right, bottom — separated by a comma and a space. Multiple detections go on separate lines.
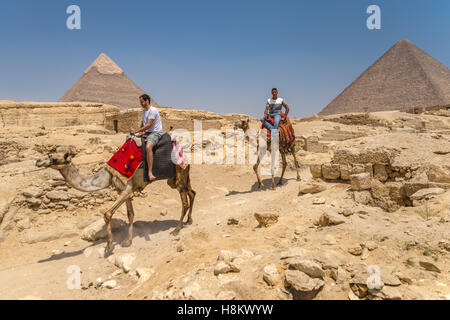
395, 39, 415, 46
84, 53, 123, 75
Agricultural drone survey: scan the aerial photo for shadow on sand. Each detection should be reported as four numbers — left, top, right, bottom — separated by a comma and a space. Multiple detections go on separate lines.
37, 219, 179, 263
226, 177, 297, 196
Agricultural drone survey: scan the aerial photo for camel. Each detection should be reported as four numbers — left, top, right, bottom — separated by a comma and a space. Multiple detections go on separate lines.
235, 118, 301, 190
35, 150, 195, 256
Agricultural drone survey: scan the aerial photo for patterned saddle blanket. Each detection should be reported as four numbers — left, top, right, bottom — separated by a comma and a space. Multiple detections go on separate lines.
261, 113, 295, 147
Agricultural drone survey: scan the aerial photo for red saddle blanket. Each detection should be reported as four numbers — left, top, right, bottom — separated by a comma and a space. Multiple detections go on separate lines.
261, 114, 295, 146
107, 136, 188, 180
107, 139, 143, 179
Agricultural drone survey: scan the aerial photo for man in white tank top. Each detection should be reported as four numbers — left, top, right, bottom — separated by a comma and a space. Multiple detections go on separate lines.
261, 88, 290, 132
131, 94, 163, 181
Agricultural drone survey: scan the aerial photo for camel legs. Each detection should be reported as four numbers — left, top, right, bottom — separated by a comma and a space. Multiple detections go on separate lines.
121, 199, 135, 248
104, 185, 133, 256
291, 144, 301, 180
186, 177, 196, 225
171, 189, 189, 236
253, 145, 264, 189
278, 152, 287, 186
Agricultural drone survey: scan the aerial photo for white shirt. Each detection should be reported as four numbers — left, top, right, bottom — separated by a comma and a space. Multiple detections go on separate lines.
142, 106, 163, 135
266, 98, 287, 115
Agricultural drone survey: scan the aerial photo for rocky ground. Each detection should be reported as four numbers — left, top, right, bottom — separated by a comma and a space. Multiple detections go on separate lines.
0, 109, 449, 300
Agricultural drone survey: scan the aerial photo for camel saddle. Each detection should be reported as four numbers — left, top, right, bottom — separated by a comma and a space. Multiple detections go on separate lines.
107, 133, 176, 182
261, 113, 295, 147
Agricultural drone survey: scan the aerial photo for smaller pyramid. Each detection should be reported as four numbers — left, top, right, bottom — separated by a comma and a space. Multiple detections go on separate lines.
60, 53, 157, 109
320, 39, 450, 115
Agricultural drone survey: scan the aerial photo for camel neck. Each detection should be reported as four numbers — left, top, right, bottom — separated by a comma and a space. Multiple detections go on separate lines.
58, 164, 112, 192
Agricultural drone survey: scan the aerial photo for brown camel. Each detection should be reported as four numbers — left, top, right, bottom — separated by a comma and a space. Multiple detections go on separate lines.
234, 119, 301, 190
35, 150, 195, 256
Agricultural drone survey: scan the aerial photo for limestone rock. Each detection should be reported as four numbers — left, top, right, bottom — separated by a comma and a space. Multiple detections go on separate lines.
136, 267, 155, 284
45, 190, 71, 201
315, 212, 345, 227
380, 286, 402, 300
339, 164, 351, 180
217, 250, 235, 263
363, 241, 378, 251
348, 246, 363, 256
373, 164, 388, 182
284, 270, 324, 300
353, 191, 373, 205
229, 257, 244, 272
299, 182, 326, 194
280, 247, 310, 260
21, 229, 78, 244
350, 173, 372, 191
114, 253, 136, 273
214, 261, 232, 275
331, 267, 349, 284
288, 259, 325, 278
322, 164, 340, 180
102, 280, 117, 289
23, 186, 44, 198
263, 264, 280, 286
312, 197, 326, 205
427, 165, 450, 183
419, 261, 441, 273
309, 164, 322, 178
410, 188, 445, 200
361, 247, 370, 260
254, 212, 279, 227
81, 218, 126, 241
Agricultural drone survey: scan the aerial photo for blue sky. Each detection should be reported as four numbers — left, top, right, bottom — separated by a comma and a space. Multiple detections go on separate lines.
0, 0, 449, 117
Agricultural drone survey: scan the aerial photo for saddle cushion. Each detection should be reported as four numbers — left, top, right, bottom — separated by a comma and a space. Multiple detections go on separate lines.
261, 114, 295, 146
141, 133, 177, 182
107, 138, 143, 179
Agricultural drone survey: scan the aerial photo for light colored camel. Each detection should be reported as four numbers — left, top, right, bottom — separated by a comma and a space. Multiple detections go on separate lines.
235, 119, 301, 189
35, 151, 195, 256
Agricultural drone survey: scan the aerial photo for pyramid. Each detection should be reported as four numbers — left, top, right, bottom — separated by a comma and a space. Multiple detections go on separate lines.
319, 39, 450, 115
59, 53, 157, 109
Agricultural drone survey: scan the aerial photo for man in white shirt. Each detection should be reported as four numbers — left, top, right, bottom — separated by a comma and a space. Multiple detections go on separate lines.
131, 94, 163, 181
261, 88, 290, 132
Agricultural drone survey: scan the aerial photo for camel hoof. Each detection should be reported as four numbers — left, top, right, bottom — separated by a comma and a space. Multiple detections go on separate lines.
121, 240, 132, 248
277, 180, 283, 186
170, 229, 180, 236
104, 243, 115, 257
271, 185, 276, 190
186, 219, 193, 225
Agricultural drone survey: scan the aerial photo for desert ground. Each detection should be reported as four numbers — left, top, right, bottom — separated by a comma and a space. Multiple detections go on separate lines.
0, 107, 449, 300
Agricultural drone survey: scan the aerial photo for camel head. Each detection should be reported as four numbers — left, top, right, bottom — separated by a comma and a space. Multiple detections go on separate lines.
35, 152, 73, 170
234, 118, 250, 132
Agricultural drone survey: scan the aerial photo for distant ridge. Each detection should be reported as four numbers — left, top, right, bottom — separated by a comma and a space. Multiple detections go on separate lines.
59, 53, 157, 109
319, 39, 450, 115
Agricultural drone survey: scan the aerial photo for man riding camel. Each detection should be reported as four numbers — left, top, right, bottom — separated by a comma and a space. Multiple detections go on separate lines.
261, 88, 290, 132
131, 94, 163, 181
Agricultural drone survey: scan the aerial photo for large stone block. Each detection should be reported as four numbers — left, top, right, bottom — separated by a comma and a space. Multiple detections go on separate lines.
309, 164, 322, 178
373, 164, 388, 182
322, 164, 340, 180
350, 173, 372, 191
427, 165, 450, 183
340, 164, 351, 181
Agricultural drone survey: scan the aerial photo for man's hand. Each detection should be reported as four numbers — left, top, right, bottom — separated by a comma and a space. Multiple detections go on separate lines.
130, 128, 137, 134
